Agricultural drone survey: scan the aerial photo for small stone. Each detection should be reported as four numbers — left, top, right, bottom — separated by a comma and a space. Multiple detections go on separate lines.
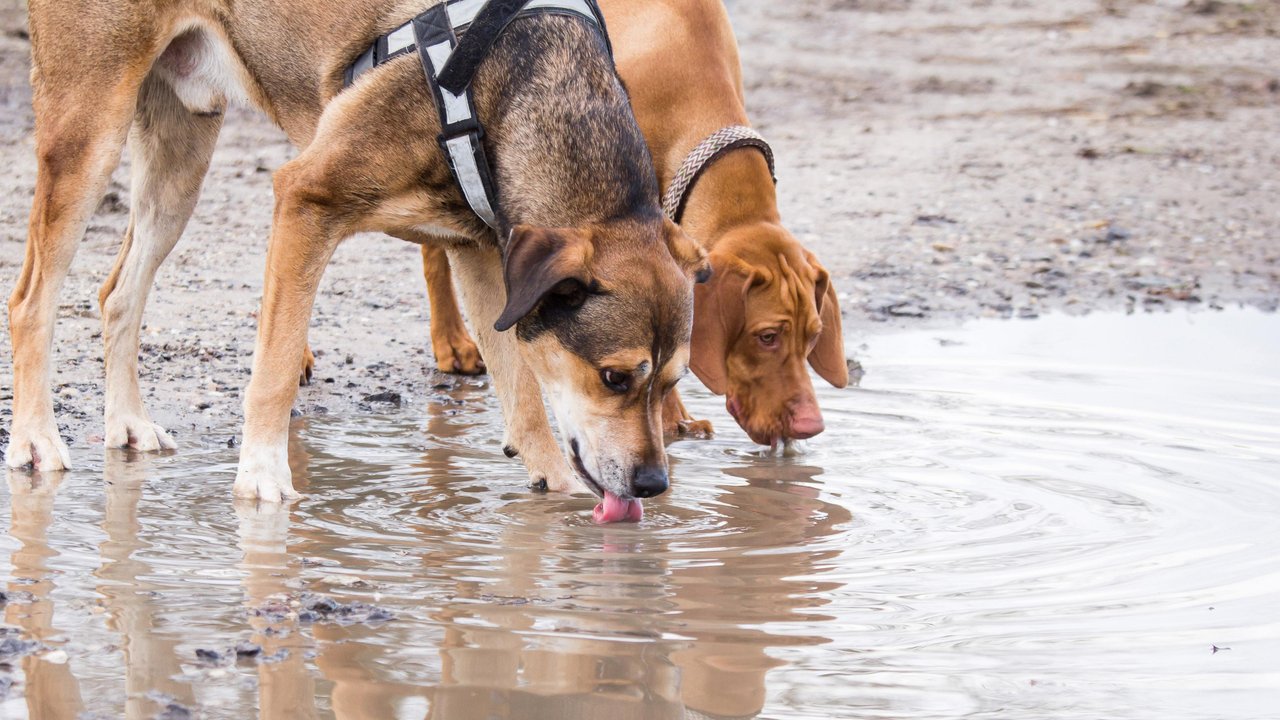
156, 702, 192, 720
303, 596, 340, 614
361, 391, 401, 406
365, 608, 395, 623
914, 214, 957, 226
234, 641, 262, 658
318, 574, 370, 588
194, 648, 224, 665
0, 636, 41, 659
261, 648, 290, 664
1103, 226, 1131, 243
886, 303, 927, 318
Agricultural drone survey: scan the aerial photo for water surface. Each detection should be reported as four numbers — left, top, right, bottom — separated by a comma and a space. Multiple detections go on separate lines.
2, 309, 1278, 719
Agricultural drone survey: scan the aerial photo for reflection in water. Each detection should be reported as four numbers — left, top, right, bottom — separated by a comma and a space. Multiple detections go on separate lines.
668, 465, 846, 719
409, 462, 847, 720
96, 452, 194, 717
1, 310, 1279, 718
238, 501, 319, 720
5, 454, 201, 719
260, 396, 852, 719
5, 472, 83, 719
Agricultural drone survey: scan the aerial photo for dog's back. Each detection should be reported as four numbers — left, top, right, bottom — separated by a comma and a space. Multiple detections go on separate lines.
29, 1, 449, 144
603, 0, 749, 185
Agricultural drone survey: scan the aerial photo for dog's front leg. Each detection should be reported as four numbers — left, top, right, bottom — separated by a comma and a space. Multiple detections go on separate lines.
662, 387, 714, 442
233, 162, 344, 502
445, 243, 580, 493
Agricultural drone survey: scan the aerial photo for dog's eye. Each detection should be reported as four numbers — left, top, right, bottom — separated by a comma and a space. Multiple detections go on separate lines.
550, 281, 587, 309
600, 369, 631, 393
757, 330, 780, 348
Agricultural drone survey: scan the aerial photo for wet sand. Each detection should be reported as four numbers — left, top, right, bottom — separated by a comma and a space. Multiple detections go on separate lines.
0, 1, 1278, 454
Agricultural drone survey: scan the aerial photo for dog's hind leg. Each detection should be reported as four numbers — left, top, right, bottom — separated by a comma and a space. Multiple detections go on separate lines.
5, 19, 159, 471
445, 243, 579, 493
99, 72, 224, 452
420, 244, 484, 376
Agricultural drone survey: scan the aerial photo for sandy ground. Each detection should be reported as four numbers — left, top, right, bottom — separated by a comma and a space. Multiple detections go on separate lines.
0, 0, 1277, 451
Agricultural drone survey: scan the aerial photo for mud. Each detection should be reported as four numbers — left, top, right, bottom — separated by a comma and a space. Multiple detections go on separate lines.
0, 1, 1278, 449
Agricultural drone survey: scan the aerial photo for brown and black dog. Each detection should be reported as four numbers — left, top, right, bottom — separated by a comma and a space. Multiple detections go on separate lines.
5, 0, 708, 516
413, 0, 850, 447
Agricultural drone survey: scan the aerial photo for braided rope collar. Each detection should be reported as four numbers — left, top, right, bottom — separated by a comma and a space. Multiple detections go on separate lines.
661, 125, 776, 224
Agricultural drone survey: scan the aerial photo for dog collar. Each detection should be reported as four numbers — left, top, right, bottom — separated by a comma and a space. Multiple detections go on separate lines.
343, 0, 612, 229
662, 125, 776, 224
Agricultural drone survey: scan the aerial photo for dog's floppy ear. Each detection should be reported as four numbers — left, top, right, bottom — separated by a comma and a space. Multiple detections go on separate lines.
690, 256, 750, 395
495, 225, 593, 331
662, 218, 712, 284
807, 254, 848, 388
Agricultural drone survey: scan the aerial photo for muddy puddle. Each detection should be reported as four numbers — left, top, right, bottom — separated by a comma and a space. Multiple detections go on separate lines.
2, 309, 1278, 718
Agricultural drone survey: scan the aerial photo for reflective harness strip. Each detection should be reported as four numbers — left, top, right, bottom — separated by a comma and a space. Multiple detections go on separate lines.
661, 125, 776, 225
343, 0, 612, 229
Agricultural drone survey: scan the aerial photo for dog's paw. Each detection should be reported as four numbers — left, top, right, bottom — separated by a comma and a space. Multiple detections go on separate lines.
233, 442, 299, 503
105, 414, 177, 453
677, 417, 715, 440
433, 331, 485, 375
523, 452, 581, 494
663, 415, 715, 443
299, 345, 315, 386
4, 420, 72, 472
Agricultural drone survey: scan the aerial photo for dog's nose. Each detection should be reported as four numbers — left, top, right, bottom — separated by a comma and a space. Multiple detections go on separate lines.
787, 405, 825, 440
630, 465, 669, 498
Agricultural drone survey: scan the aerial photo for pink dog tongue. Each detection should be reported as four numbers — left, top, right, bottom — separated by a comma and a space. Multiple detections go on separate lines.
592, 492, 643, 524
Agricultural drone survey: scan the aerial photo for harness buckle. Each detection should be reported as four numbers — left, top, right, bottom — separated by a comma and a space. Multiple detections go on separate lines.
438, 117, 485, 144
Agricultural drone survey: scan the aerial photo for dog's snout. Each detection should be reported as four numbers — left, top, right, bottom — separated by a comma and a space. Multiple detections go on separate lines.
786, 401, 825, 440
787, 410, 825, 439
630, 465, 669, 499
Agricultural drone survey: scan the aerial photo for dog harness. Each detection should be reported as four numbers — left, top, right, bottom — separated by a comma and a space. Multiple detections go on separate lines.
662, 125, 776, 224
344, 0, 612, 229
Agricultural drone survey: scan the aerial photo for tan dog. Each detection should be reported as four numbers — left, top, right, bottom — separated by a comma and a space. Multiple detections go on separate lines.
6, 0, 708, 516
416, 0, 849, 446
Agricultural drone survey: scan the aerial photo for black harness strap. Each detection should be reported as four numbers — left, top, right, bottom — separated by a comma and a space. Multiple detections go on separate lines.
412, 7, 500, 226
343, 0, 612, 229
436, 0, 529, 94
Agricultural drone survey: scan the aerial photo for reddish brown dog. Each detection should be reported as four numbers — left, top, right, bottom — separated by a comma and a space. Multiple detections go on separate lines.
412, 0, 850, 446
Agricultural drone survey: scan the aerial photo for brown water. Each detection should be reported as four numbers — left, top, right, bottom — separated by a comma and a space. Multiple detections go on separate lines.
2, 309, 1279, 719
